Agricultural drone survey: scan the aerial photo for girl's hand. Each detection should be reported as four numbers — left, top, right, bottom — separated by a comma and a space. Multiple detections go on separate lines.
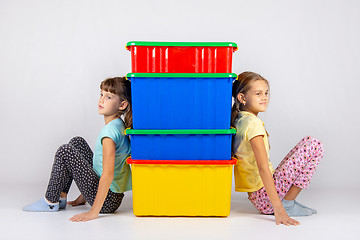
68, 194, 86, 207
274, 207, 300, 226
69, 211, 98, 222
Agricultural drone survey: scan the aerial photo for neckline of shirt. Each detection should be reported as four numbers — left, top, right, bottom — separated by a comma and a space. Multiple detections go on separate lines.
239, 111, 257, 117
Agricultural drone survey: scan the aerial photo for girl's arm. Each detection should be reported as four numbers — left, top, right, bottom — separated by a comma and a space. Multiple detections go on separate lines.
70, 137, 115, 222
250, 135, 299, 226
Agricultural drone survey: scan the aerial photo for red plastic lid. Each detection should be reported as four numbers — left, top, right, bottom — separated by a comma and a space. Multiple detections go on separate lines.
126, 157, 237, 165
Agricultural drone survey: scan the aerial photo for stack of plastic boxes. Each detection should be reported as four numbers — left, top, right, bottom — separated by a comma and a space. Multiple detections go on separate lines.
125, 41, 238, 217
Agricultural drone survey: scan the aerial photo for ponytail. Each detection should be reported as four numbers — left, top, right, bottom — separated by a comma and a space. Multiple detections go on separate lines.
120, 78, 132, 129
123, 104, 133, 129
231, 100, 241, 128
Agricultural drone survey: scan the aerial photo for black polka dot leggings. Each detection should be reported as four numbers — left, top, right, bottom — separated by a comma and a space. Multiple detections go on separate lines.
45, 136, 124, 213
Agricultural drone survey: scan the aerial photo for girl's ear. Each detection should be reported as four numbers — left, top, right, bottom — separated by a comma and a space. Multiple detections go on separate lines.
118, 100, 128, 111
237, 93, 246, 104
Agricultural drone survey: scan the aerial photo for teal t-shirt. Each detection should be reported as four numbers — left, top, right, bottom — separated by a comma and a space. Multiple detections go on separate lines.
93, 118, 132, 193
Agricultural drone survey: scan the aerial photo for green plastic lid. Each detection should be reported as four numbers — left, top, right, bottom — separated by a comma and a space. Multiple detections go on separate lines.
126, 129, 236, 135
126, 41, 237, 49
126, 73, 237, 79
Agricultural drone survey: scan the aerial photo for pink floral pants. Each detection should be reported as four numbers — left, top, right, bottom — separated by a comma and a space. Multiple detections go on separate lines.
248, 136, 324, 214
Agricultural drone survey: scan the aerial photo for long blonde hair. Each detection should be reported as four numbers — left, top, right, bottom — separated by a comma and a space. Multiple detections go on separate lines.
100, 77, 132, 128
231, 71, 269, 127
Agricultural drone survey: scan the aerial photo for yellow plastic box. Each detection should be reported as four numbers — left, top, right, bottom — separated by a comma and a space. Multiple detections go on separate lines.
127, 158, 237, 217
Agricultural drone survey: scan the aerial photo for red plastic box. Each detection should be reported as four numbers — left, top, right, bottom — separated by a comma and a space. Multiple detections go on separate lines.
126, 41, 238, 73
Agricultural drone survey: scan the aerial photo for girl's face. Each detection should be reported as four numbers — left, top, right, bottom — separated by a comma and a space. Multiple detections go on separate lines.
98, 90, 125, 118
237, 80, 269, 116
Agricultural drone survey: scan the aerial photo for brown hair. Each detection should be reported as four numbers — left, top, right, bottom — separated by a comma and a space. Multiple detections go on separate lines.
100, 77, 132, 128
231, 71, 269, 127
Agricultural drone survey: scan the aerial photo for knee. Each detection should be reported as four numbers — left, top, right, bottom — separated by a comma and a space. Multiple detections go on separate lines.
56, 143, 76, 157
69, 136, 85, 145
302, 136, 324, 156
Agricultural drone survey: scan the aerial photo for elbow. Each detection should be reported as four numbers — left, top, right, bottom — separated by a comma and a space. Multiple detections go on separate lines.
101, 170, 114, 180
258, 165, 271, 175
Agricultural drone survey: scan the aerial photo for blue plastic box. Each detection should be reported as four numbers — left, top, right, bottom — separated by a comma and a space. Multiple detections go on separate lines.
126, 73, 237, 129
126, 129, 236, 160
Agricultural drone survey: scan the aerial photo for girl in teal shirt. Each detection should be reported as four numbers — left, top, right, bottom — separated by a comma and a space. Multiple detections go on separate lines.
23, 77, 132, 222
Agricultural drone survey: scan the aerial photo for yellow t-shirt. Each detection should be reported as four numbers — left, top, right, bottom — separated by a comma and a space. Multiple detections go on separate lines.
233, 111, 275, 192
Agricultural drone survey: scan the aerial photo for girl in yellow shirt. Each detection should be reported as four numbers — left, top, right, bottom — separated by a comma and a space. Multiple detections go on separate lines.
232, 72, 324, 226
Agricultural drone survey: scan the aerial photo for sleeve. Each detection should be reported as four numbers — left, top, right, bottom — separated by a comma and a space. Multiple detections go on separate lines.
246, 118, 266, 141
100, 125, 121, 146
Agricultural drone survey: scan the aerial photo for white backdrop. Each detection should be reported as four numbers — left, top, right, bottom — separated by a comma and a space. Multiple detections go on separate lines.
1, 0, 359, 190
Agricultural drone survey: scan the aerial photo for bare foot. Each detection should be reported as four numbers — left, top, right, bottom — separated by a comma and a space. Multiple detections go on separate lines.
68, 194, 86, 207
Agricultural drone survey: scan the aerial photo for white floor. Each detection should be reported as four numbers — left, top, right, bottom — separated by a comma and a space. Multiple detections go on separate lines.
1, 184, 358, 240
